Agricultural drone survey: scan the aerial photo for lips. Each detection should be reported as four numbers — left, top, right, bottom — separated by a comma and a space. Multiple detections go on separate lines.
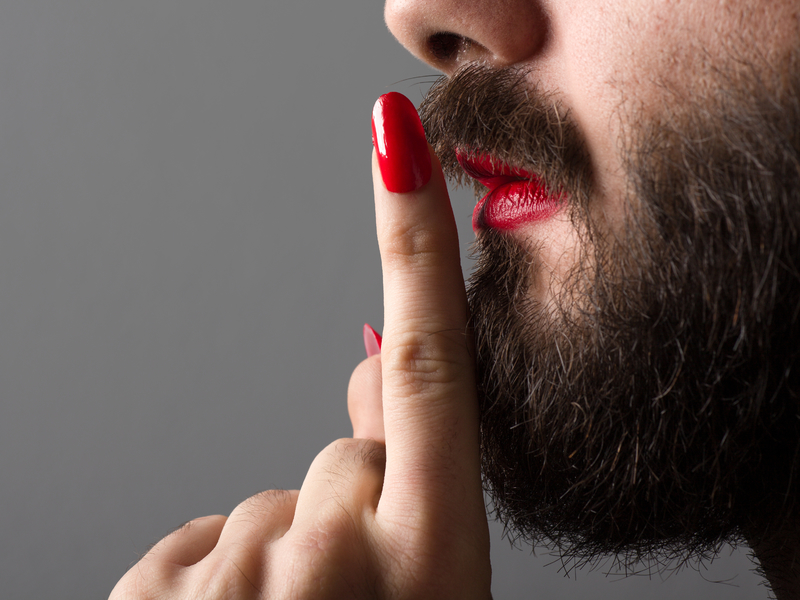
456, 151, 563, 232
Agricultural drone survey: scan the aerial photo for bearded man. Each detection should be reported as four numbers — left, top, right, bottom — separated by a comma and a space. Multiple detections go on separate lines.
110, 1, 800, 599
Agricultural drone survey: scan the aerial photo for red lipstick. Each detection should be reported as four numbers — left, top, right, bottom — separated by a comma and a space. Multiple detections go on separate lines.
456, 152, 563, 232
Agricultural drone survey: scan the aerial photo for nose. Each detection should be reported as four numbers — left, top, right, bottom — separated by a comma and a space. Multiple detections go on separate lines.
384, 0, 547, 75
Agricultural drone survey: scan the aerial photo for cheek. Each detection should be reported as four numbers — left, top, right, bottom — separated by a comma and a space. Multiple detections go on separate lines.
546, 2, 653, 227
541, 0, 694, 243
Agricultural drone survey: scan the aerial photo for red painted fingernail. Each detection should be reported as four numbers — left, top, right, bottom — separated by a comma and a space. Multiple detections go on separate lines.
363, 323, 382, 358
371, 92, 432, 193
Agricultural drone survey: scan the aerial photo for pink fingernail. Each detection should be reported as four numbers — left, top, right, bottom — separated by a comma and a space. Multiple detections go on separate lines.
363, 323, 382, 357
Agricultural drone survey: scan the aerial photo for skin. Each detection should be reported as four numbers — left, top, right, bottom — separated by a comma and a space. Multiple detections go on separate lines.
110, 0, 800, 598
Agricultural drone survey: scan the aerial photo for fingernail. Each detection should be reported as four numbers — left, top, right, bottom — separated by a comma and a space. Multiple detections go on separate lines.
363, 323, 382, 358
371, 92, 432, 193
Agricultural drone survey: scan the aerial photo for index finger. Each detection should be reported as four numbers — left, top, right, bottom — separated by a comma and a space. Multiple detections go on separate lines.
370, 92, 483, 515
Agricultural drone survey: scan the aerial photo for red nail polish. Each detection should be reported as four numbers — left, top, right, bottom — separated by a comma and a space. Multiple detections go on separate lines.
363, 323, 382, 358
371, 92, 432, 193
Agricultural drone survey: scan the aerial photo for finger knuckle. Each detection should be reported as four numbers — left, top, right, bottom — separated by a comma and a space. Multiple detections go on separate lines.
245, 489, 296, 512
159, 519, 194, 543
305, 439, 386, 516
383, 330, 472, 393
233, 489, 295, 522
225, 489, 295, 544
381, 220, 444, 266
322, 438, 387, 478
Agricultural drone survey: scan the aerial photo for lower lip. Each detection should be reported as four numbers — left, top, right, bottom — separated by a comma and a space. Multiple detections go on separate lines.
473, 180, 561, 232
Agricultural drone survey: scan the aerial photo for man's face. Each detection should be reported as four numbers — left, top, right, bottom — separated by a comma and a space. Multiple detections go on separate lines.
386, 0, 800, 565
387, 0, 798, 309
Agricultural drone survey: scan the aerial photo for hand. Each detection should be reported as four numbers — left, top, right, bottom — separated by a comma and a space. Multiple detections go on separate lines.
109, 93, 492, 600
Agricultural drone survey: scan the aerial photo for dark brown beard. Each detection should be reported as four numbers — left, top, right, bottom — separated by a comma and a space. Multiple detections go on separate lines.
419, 64, 592, 214
421, 63, 800, 567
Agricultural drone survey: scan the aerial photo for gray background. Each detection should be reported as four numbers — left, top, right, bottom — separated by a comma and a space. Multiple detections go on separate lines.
0, 1, 767, 598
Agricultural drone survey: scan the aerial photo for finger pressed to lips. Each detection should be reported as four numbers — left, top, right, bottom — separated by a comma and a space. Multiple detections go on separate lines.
371, 146, 482, 514
368, 104, 490, 591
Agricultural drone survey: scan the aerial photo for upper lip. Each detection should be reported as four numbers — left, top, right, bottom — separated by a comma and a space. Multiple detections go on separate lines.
455, 150, 539, 190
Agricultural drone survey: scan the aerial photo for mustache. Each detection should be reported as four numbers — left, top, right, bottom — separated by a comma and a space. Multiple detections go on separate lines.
418, 63, 593, 206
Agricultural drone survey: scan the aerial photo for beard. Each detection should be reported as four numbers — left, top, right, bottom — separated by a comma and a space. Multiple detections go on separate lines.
419, 63, 800, 567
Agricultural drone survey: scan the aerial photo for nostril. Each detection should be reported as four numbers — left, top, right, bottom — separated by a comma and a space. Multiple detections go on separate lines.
427, 32, 468, 64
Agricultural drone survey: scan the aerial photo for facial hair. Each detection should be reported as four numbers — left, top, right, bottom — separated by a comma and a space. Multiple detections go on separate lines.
419, 63, 800, 567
